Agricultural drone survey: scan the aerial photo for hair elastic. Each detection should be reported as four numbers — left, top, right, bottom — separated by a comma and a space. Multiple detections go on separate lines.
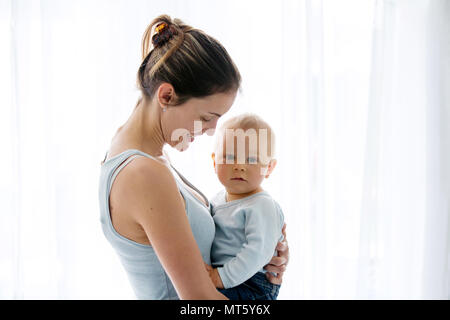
152, 22, 177, 48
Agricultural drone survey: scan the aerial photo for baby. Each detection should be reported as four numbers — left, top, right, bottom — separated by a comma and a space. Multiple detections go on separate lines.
206, 113, 285, 300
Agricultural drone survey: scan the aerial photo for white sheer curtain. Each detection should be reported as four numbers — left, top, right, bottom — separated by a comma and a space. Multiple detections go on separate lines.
0, 0, 448, 299
355, 0, 450, 299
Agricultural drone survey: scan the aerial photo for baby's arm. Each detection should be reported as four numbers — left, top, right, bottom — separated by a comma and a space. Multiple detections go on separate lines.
213, 198, 284, 289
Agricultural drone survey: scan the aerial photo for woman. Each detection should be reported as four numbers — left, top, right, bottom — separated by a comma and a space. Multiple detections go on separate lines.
99, 14, 289, 300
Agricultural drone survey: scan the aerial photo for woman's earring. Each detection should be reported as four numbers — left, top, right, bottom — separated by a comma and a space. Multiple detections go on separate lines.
162, 107, 167, 112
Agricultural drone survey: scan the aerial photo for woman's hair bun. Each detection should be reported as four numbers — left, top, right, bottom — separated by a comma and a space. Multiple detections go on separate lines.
138, 14, 241, 105
151, 22, 178, 48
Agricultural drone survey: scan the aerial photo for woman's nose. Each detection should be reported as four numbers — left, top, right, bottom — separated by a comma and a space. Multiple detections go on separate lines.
203, 127, 215, 136
202, 121, 217, 136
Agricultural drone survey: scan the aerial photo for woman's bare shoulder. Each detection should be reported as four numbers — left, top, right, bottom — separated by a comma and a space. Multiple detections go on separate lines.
113, 155, 176, 196
111, 154, 183, 217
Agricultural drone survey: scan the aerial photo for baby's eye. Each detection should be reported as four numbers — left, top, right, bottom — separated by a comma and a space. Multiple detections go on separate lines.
225, 154, 235, 162
247, 157, 258, 164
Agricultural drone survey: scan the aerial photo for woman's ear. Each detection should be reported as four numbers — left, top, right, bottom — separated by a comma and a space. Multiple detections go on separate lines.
265, 159, 277, 178
157, 82, 175, 110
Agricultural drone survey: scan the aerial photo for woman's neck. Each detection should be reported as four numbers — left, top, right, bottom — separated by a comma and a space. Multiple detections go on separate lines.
116, 97, 166, 158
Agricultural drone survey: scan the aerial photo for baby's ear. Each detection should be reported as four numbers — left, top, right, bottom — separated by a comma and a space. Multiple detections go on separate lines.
265, 159, 277, 178
211, 153, 216, 172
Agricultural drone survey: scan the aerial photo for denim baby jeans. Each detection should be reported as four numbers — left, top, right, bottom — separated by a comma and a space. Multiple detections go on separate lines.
218, 272, 280, 300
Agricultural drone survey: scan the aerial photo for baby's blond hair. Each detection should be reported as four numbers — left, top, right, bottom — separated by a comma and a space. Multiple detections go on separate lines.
214, 113, 276, 162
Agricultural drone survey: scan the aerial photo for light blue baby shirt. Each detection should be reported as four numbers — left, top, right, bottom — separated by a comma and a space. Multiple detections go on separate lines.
210, 189, 284, 289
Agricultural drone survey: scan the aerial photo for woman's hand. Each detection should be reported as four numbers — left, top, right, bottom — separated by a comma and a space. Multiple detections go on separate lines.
264, 223, 289, 285
204, 263, 224, 289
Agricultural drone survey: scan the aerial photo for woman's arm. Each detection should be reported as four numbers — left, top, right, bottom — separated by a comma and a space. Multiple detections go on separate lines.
117, 157, 227, 300
264, 223, 289, 285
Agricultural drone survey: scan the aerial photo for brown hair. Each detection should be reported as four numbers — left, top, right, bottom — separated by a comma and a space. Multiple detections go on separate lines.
137, 14, 241, 106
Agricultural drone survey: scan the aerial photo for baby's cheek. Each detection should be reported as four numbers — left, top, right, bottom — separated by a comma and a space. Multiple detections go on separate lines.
216, 167, 230, 185
251, 167, 267, 184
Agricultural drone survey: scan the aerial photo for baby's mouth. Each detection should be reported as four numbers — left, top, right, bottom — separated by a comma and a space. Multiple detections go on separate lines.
230, 177, 247, 182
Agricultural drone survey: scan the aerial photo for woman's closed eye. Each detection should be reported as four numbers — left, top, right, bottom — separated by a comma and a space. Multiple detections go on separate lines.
201, 116, 213, 122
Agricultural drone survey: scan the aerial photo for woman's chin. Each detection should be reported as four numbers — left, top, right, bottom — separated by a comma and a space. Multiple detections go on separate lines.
173, 141, 192, 152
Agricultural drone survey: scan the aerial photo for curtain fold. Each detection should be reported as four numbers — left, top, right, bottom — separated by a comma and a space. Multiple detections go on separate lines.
358, 0, 450, 299
422, 0, 450, 299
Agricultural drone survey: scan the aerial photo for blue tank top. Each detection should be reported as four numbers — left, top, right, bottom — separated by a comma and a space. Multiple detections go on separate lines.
98, 149, 215, 299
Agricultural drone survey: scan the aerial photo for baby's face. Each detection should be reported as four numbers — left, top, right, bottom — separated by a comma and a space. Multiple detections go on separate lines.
212, 130, 276, 194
